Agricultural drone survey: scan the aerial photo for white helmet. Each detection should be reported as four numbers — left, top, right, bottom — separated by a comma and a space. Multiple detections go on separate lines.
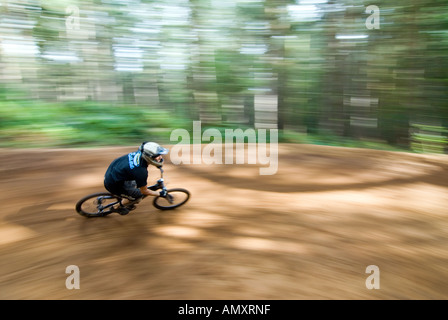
140, 142, 169, 167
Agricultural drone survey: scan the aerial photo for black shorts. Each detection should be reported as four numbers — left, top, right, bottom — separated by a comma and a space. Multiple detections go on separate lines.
104, 180, 143, 201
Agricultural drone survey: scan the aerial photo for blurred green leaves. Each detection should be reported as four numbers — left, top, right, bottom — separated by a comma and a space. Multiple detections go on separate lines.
0, 101, 187, 147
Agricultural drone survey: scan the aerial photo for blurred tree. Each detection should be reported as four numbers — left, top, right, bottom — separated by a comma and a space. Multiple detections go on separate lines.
0, 0, 447, 152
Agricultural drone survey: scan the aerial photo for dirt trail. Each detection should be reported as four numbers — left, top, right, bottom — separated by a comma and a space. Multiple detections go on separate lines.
0, 144, 447, 299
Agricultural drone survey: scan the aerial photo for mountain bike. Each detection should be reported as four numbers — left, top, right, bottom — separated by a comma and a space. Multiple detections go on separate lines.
75, 167, 190, 218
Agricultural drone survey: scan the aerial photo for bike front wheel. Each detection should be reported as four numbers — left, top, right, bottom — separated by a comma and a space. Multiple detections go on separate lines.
75, 192, 121, 218
153, 188, 190, 210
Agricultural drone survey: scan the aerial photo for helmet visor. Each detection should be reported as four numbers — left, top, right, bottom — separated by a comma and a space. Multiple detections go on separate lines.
156, 146, 169, 155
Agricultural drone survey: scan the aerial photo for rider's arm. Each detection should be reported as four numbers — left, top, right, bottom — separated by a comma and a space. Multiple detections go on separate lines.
140, 185, 159, 197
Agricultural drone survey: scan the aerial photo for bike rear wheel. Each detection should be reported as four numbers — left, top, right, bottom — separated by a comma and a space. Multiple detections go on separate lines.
75, 192, 121, 218
153, 188, 190, 210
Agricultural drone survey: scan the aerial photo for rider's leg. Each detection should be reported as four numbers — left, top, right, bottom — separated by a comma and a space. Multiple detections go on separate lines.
121, 181, 144, 208
104, 181, 140, 214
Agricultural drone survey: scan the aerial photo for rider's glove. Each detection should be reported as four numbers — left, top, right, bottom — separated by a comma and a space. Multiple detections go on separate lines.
159, 190, 167, 197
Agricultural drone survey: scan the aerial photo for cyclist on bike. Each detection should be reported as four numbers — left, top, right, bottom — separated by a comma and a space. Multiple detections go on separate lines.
104, 141, 169, 215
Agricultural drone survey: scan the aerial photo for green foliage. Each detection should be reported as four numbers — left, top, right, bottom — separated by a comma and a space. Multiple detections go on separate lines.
280, 129, 408, 153
411, 124, 448, 154
0, 101, 189, 148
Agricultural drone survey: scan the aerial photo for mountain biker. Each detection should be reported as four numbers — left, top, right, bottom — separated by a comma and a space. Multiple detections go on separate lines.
103, 141, 169, 215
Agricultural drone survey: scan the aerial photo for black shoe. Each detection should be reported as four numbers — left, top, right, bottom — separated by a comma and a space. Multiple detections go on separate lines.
116, 206, 130, 216
126, 205, 137, 211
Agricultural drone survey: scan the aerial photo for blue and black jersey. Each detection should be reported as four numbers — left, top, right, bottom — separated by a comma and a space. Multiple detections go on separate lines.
104, 151, 149, 188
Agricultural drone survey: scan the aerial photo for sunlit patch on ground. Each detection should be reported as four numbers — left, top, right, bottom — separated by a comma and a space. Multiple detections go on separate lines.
0, 224, 36, 245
